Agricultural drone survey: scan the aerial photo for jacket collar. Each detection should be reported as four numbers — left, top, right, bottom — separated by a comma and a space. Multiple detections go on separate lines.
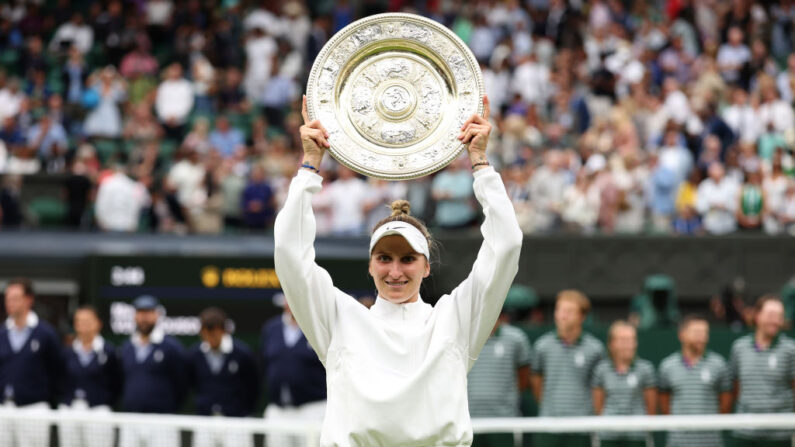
72, 335, 105, 353
200, 334, 233, 354
132, 326, 165, 346
5, 311, 38, 331
370, 294, 433, 322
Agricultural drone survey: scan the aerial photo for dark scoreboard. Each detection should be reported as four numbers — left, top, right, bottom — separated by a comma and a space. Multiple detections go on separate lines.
85, 255, 375, 339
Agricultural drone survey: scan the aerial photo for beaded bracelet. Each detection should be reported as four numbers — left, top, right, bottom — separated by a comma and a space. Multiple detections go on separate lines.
300, 163, 320, 173
471, 161, 490, 170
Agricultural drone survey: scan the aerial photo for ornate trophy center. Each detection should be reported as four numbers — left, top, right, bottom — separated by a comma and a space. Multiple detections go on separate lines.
381, 85, 411, 114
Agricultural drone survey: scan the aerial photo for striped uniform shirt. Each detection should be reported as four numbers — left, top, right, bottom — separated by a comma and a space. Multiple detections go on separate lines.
658, 351, 731, 447
532, 331, 605, 416
592, 358, 656, 441
729, 334, 795, 440
467, 324, 532, 417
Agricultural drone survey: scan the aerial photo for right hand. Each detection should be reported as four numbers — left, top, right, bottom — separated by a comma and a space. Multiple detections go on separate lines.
300, 95, 329, 166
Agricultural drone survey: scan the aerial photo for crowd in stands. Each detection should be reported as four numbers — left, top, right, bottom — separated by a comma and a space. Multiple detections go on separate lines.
1, 0, 795, 235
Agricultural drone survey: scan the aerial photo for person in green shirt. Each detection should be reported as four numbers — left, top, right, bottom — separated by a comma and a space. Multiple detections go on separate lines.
729, 295, 795, 447
737, 169, 766, 231
592, 320, 656, 447
659, 315, 733, 447
468, 303, 533, 447
531, 290, 605, 447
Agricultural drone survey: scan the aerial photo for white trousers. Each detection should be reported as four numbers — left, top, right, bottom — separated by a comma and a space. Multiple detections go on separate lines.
0, 401, 51, 447
193, 421, 253, 447
118, 421, 179, 447
58, 403, 114, 447
264, 400, 326, 447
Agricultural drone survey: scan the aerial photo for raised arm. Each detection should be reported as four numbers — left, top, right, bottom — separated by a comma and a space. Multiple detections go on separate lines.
273, 96, 339, 363
448, 96, 524, 367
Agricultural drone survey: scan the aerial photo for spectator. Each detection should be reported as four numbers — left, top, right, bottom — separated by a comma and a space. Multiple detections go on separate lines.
716, 26, 750, 84
431, 157, 477, 229
531, 290, 605, 447
243, 27, 276, 106
696, 162, 738, 235
209, 115, 245, 158
737, 169, 766, 231
729, 296, 795, 446
241, 164, 275, 230
561, 168, 600, 233
95, 164, 149, 232
362, 178, 408, 233
467, 302, 532, 447
181, 116, 212, 155
722, 87, 759, 144
315, 165, 368, 236
118, 295, 188, 447
592, 321, 656, 447
83, 66, 127, 139
261, 294, 326, 447
529, 150, 570, 232
775, 180, 795, 236
63, 158, 93, 228
0, 278, 61, 447
0, 78, 24, 123
49, 13, 93, 55
165, 147, 205, 229
189, 307, 258, 447
61, 46, 88, 111
122, 103, 163, 144
646, 154, 678, 233
659, 315, 733, 447
775, 53, 795, 104
26, 114, 67, 173
155, 63, 194, 141
261, 54, 298, 129
58, 305, 120, 447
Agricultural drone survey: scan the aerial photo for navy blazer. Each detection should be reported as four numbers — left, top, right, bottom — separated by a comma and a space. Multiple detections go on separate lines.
119, 332, 188, 413
0, 315, 62, 406
60, 337, 121, 407
260, 315, 326, 407
188, 336, 259, 416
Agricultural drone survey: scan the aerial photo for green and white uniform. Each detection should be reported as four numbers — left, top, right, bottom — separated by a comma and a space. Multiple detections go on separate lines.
593, 358, 656, 442
729, 334, 795, 441
532, 332, 605, 416
658, 351, 731, 447
468, 324, 532, 417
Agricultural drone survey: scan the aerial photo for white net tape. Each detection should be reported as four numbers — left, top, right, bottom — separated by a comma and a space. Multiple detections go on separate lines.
1, 408, 794, 446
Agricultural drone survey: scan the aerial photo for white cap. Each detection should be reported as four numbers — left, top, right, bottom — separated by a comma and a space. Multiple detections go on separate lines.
369, 221, 430, 260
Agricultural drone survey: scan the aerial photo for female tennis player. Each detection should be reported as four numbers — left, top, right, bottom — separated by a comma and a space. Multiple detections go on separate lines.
273, 94, 522, 446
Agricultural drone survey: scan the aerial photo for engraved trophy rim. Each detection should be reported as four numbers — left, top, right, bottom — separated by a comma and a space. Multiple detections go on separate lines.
306, 12, 485, 180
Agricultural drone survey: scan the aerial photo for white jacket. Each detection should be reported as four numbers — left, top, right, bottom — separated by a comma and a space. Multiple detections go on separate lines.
274, 167, 522, 447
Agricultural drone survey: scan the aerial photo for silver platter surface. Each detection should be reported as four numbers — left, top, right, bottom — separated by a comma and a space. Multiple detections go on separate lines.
306, 13, 484, 180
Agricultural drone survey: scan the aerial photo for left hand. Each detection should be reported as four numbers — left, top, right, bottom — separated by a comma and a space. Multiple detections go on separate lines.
458, 95, 492, 165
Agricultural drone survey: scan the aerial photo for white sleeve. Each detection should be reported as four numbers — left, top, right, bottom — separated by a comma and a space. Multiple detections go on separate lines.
273, 169, 342, 363
446, 167, 523, 369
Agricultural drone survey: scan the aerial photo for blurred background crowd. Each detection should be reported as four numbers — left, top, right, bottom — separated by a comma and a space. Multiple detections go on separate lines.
1, 0, 795, 236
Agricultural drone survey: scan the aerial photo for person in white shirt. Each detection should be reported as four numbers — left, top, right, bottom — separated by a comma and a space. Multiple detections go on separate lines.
95, 165, 150, 232
716, 26, 751, 83
273, 95, 522, 447
722, 86, 760, 143
314, 165, 369, 236
49, 13, 93, 55
696, 162, 739, 235
155, 63, 194, 141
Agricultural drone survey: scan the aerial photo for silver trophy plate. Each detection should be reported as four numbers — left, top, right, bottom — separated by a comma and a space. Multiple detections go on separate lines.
305, 13, 484, 180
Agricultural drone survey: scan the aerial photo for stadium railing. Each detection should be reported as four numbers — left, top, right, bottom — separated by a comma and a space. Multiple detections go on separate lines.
1, 408, 794, 446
